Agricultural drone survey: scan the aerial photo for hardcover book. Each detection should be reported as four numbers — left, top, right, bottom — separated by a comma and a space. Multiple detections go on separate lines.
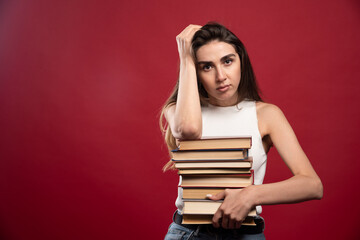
180, 171, 254, 188
171, 149, 248, 161
176, 137, 252, 151
174, 157, 252, 169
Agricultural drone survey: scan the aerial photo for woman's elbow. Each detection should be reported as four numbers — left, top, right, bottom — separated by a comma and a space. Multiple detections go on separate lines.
313, 177, 324, 200
176, 124, 202, 140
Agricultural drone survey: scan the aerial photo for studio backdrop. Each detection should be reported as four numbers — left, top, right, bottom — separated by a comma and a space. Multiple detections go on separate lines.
0, 0, 359, 239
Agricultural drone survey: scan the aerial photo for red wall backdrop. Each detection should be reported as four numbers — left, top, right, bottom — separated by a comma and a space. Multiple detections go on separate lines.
0, 0, 359, 239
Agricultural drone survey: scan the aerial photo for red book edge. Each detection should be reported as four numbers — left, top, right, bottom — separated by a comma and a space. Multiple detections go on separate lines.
176, 137, 253, 150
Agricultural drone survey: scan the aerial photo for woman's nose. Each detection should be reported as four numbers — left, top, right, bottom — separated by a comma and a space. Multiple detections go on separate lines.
216, 67, 227, 82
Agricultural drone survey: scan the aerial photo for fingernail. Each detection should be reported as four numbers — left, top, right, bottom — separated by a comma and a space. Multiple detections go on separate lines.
206, 194, 213, 198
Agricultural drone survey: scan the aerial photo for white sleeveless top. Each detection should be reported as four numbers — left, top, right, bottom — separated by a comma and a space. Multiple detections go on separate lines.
175, 100, 267, 214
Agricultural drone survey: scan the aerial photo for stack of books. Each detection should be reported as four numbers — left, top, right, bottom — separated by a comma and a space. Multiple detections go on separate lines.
172, 137, 256, 225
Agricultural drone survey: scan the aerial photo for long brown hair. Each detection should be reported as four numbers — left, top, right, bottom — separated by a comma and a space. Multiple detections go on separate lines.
160, 22, 262, 171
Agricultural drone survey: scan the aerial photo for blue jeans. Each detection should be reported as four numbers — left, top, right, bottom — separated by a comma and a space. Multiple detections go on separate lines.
164, 221, 265, 240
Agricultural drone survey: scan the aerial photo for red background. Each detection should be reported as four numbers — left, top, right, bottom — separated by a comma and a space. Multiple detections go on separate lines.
0, 0, 359, 239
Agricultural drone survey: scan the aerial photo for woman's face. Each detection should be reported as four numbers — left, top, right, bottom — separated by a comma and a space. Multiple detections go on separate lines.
196, 41, 241, 107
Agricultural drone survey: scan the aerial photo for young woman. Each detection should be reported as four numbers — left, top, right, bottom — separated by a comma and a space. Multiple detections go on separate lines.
161, 22, 323, 239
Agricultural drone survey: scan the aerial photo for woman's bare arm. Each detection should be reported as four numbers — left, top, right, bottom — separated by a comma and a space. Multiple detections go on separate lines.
165, 25, 203, 140
210, 103, 323, 229
249, 104, 323, 203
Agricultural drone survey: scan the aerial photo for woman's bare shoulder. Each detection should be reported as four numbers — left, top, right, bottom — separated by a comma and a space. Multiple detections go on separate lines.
256, 101, 283, 116
256, 101, 286, 136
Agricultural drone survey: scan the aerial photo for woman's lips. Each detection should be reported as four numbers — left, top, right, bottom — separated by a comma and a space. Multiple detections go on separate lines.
217, 85, 230, 92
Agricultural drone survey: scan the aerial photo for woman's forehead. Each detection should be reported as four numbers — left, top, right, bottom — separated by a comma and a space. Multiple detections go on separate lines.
196, 41, 237, 61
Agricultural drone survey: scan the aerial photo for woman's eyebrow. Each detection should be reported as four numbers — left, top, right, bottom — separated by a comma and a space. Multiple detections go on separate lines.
197, 53, 236, 65
221, 54, 236, 61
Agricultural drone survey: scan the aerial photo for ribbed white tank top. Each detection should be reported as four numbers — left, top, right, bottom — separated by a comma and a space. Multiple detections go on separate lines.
175, 100, 267, 214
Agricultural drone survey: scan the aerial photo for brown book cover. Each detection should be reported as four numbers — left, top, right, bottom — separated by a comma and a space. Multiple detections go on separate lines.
180, 171, 254, 188
182, 200, 257, 216
171, 149, 248, 161
176, 137, 252, 151
182, 187, 243, 199
174, 157, 252, 169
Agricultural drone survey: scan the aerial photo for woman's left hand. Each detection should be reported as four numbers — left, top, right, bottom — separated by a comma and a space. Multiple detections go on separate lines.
208, 186, 256, 229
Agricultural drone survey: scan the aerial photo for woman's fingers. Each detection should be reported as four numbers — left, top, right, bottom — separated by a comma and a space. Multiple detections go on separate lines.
212, 208, 246, 229
227, 216, 236, 229
176, 24, 202, 59
212, 209, 222, 228
177, 24, 202, 37
207, 190, 225, 201
176, 24, 201, 43
211, 188, 254, 229
235, 220, 242, 229
221, 215, 229, 229
222, 215, 243, 229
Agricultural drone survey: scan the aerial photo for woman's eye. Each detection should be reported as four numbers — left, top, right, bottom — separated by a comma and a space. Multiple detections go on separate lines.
203, 65, 212, 71
224, 59, 233, 65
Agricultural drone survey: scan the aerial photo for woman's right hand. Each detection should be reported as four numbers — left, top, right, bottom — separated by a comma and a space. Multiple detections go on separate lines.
176, 24, 202, 61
